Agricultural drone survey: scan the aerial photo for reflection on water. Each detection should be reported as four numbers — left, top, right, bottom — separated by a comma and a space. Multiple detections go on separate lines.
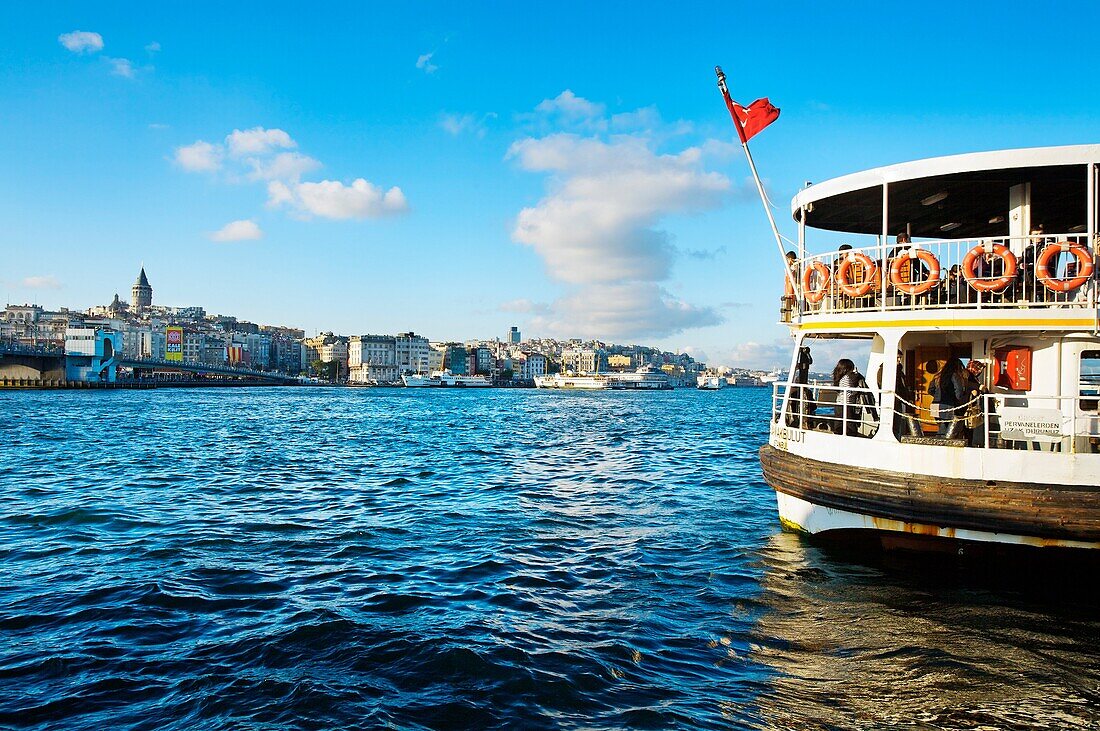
739, 533, 1100, 730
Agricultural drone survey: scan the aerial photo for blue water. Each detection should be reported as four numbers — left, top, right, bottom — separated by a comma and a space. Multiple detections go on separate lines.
1, 388, 1097, 730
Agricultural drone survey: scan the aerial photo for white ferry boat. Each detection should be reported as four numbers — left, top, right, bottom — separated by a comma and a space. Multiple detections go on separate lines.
401, 370, 492, 388
758, 145, 1100, 552
536, 370, 673, 391
608, 369, 672, 390
697, 374, 723, 390
534, 373, 610, 390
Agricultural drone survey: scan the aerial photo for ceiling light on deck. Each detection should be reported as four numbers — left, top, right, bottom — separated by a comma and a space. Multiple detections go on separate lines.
921, 192, 949, 206
988, 215, 1005, 224
940, 222, 961, 232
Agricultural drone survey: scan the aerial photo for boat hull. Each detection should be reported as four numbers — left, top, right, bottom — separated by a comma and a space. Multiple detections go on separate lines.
759, 444, 1100, 549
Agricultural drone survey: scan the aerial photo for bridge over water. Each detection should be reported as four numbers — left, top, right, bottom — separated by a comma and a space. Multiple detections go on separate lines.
1, 343, 298, 386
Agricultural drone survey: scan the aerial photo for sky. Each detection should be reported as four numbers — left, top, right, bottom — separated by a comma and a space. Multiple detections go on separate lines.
2, 2, 1099, 368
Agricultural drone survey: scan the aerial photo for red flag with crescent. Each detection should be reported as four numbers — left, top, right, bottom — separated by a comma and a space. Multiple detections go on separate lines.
716, 70, 780, 143
729, 98, 780, 142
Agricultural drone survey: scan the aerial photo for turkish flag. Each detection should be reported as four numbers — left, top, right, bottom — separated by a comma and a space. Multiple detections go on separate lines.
731, 98, 780, 142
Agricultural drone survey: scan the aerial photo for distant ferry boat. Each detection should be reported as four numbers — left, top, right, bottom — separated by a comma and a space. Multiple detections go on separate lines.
534, 374, 609, 390
697, 374, 723, 390
402, 371, 492, 388
535, 370, 673, 391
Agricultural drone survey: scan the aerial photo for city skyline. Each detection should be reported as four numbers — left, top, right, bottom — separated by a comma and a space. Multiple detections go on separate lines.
3, 3, 1100, 369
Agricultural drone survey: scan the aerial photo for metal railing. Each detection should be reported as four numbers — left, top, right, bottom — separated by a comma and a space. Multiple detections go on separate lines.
786, 233, 1097, 318
771, 382, 1100, 454
772, 382, 881, 438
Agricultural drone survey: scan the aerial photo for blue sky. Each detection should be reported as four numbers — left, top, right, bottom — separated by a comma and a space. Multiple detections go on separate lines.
2, 2, 1098, 367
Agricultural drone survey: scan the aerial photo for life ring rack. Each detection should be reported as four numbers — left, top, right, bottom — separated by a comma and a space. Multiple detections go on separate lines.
1036, 241, 1093, 292
836, 252, 879, 297
962, 243, 1018, 293
889, 248, 941, 295
801, 261, 831, 303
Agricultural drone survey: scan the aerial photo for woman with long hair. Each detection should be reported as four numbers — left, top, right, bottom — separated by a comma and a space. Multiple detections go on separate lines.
932, 357, 967, 437
831, 358, 862, 435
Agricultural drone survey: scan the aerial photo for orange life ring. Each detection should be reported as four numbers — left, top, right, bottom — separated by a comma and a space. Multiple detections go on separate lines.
1036, 241, 1093, 292
836, 252, 878, 297
962, 243, 1017, 293
889, 248, 941, 295
801, 261, 830, 303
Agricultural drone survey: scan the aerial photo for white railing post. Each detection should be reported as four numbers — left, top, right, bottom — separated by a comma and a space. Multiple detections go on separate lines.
881, 182, 889, 312
1088, 162, 1096, 323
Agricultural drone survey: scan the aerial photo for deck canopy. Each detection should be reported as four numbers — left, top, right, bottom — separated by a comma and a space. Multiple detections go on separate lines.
791, 145, 1100, 238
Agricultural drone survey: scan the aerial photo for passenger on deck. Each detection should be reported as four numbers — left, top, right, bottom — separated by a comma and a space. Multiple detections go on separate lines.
962, 360, 989, 446
781, 250, 798, 321
880, 358, 917, 438
833, 244, 853, 310
1018, 226, 1046, 302
890, 233, 931, 306
931, 358, 967, 438
832, 358, 871, 437
945, 264, 964, 305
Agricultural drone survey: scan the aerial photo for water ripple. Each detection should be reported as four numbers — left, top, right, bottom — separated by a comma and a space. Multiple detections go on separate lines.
0, 388, 1097, 730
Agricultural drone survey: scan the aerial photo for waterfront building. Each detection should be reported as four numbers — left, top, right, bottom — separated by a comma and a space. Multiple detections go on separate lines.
395, 332, 431, 374
244, 333, 272, 370
443, 344, 469, 375
514, 352, 547, 381
348, 334, 399, 383
182, 330, 203, 363
474, 346, 494, 375
63, 326, 120, 383
607, 354, 632, 371
303, 333, 349, 378
428, 344, 446, 372
561, 347, 606, 374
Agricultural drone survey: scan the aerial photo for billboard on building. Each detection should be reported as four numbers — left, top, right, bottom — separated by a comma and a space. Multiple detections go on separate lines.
166, 326, 183, 362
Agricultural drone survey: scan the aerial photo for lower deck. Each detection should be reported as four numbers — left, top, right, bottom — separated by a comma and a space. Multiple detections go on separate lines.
760, 444, 1100, 548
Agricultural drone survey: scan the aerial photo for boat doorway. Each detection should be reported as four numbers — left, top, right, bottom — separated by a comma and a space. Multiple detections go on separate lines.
912, 345, 973, 434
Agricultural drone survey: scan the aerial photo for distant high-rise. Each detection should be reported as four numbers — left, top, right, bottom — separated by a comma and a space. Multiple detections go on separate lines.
508, 326, 521, 345
132, 266, 152, 310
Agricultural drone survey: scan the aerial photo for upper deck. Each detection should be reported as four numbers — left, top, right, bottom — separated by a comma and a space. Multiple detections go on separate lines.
783, 146, 1099, 332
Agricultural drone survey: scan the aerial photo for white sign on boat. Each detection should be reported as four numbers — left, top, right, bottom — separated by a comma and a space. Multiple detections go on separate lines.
998, 407, 1067, 443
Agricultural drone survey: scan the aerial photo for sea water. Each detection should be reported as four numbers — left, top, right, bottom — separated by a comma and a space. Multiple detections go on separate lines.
1, 388, 1097, 729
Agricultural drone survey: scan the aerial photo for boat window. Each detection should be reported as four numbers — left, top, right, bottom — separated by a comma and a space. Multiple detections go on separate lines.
1081, 350, 1100, 411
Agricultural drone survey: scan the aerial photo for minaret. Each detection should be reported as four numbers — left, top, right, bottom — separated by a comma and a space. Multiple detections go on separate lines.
132, 266, 152, 311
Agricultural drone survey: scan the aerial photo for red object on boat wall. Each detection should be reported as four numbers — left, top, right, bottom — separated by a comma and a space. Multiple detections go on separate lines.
993, 346, 1032, 390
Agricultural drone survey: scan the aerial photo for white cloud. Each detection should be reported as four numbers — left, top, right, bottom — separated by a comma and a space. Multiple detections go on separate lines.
58, 31, 103, 54
247, 152, 321, 182
145, 41, 161, 53
508, 134, 729, 284
226, 127, 296, 158
534, 90, 606, 130
529, 283, 721, 341
507, 95, 748, 341
416, 52, 438, 74
107, 57, 135, 78
209, 219, 263, 242
268, 179, 408, 220
22, 275, 62, 290
174, 128, 406, 223
148, 123, 170, 130
725, 340, 793, 369
174, 140, 223, 172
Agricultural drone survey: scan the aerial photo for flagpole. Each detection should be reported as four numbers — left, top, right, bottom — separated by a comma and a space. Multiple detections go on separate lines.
715, 66, 796, 294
